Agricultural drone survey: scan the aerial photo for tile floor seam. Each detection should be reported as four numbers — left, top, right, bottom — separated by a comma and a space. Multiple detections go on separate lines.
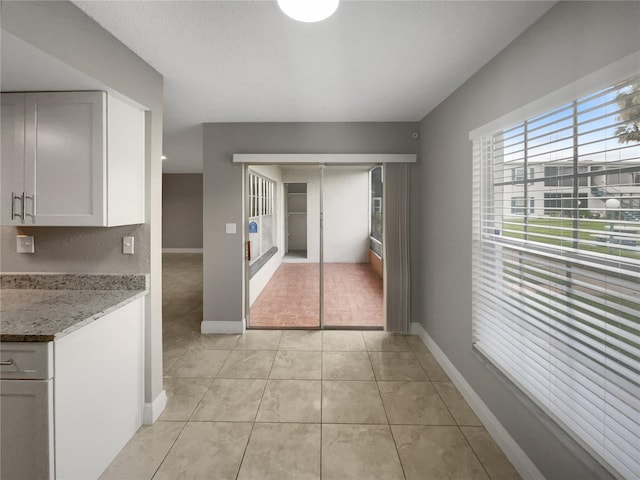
149, 421, 189, 480
431, 380, 471, 429
374, 373, 408, 480
183, 377, 215, 423
460, 425, 496, 480
234, 350, 274, 480
234, 421, 256, 480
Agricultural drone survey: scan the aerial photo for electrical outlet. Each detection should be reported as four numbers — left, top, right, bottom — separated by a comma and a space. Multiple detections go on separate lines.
225, 223, 237, 234
123, 236, 135, 255
17, 235, 35, 254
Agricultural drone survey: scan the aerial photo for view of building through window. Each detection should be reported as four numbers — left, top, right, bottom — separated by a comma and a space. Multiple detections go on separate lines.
473, 74, 640, 479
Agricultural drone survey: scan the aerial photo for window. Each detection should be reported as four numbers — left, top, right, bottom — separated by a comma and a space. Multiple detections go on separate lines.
472, 74, 640, 479
512, 166, 535, 184
248, 172, 276, 263
510, 196, 535, 214
544, 165, 589, 187
370, 166, 383, 244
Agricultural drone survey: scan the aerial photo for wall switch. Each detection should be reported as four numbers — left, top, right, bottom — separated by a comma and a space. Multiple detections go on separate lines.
17, 235, 35, 254
225, 223, 237, 234
123, 236, 135, 255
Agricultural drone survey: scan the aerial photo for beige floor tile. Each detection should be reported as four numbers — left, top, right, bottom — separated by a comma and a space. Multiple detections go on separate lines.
322, 351, 375, 380
234, 330, 282, 350
238, 423, 321, 480
269, 350, 322, 379
415, 351, 450, 381
278, 330, 322, 350
256, 380, 321, 423
99, 421, 185, 480
462, 426, 522, 480
191, 379, 266, 422
217, 350, 276, 379
322, 331, 366, 351
369, 352, 429, 381
163, 347, 186, 373
363, 332, 411, 351
166, 349, 230, 378
404, 335, 429, 353
163, 331, 201, 351
322, 381, 387, 424
433, 381, 482, 426
159, 377, 212, 421
197, 333, 240, 350
392, 425, 490, 480
322, 424, 404, 480
378, 381, 455, 425
153, 422, 252, 480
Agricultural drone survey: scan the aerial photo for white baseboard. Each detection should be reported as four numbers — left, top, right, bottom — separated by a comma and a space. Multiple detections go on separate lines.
143, 389, 167, 425
411, 322, 545, 480
162, 248, 203, 253
201, 319, 246, 334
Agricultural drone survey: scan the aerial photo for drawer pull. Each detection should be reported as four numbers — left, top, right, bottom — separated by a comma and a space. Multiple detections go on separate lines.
0, 359, 14, 366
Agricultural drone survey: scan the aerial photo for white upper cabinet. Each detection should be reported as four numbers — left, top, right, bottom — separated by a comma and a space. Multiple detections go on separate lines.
1, 91, 145, 226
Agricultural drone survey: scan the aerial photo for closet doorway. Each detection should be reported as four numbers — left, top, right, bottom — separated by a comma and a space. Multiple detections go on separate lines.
246, 164, 384, 330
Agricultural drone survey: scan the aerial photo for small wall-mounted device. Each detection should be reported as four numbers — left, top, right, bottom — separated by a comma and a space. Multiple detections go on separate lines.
123, 236, 135, 255
411, 132, 419, 139
17, 235, 35, 254
226, 223, 237, 234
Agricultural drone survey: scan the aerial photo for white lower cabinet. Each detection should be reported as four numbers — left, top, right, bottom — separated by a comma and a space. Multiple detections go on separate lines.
0, 298, 144, 480
0, 376, 55, 479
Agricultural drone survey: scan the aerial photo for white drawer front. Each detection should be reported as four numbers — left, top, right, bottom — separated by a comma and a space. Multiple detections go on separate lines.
0, 342, 52, 379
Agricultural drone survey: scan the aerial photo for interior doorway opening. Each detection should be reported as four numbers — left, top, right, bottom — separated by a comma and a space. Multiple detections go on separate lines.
246, 164, 384, 330
284, 182, 308, 261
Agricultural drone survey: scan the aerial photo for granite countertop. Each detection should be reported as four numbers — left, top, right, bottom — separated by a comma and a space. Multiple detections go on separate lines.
0, 274, 149, 342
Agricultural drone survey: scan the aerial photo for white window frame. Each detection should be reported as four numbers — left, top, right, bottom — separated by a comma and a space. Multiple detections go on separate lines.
470, 54, 640, 480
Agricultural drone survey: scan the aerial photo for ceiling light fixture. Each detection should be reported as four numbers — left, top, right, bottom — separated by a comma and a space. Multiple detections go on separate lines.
277, 0, 339, 23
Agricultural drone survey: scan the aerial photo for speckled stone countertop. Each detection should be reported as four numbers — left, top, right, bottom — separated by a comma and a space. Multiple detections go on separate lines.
0, 274, 149, 342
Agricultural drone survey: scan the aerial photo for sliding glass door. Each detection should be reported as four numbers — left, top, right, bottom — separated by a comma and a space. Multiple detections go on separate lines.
246, 164, 384, 329
247, 165, 321, 328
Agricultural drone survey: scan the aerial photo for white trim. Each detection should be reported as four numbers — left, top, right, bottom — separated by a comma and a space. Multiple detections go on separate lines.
233, 153, 417, 164
469, 51, 640, 139
162, 248, 203, 253
411, 322, 546, 480
143, 389, 167, 425
201, 319, 246, 334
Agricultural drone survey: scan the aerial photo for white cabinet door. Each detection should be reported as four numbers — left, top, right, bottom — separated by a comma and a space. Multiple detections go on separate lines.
24, 92, 106, 226
1, 93, 26, 225
55, 298, 144, 480
1, 91, 144, 227
0, 379, 54, 480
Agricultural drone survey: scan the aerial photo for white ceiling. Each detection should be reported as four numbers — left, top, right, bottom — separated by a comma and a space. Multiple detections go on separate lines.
7, 1, 556, 172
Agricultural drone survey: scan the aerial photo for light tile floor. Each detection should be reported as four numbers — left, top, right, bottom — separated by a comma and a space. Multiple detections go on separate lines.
100, 254, 521, 480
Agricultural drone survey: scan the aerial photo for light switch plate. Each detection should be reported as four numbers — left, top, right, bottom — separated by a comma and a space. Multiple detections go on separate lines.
123, 236, 135, 255
225, 223, 237, 234
17, 235, 35, 254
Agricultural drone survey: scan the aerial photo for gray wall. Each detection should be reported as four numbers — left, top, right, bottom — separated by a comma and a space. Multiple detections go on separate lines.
1, 225, 148, 273
162, 174, 203, 249
203, 122, 419, 325
412, 2, 639, 479
1, 1, 165, 408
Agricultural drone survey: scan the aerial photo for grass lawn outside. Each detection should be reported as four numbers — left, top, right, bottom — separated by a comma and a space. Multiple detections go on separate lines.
502, 217, 640, 261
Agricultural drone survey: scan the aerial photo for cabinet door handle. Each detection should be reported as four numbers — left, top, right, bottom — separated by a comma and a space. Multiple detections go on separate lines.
25, 194, 35, 221
11, 193, 24, 220
0, 359, 14, 366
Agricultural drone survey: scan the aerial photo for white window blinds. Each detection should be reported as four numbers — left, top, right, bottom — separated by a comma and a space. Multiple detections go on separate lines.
472, 75, 640, 479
